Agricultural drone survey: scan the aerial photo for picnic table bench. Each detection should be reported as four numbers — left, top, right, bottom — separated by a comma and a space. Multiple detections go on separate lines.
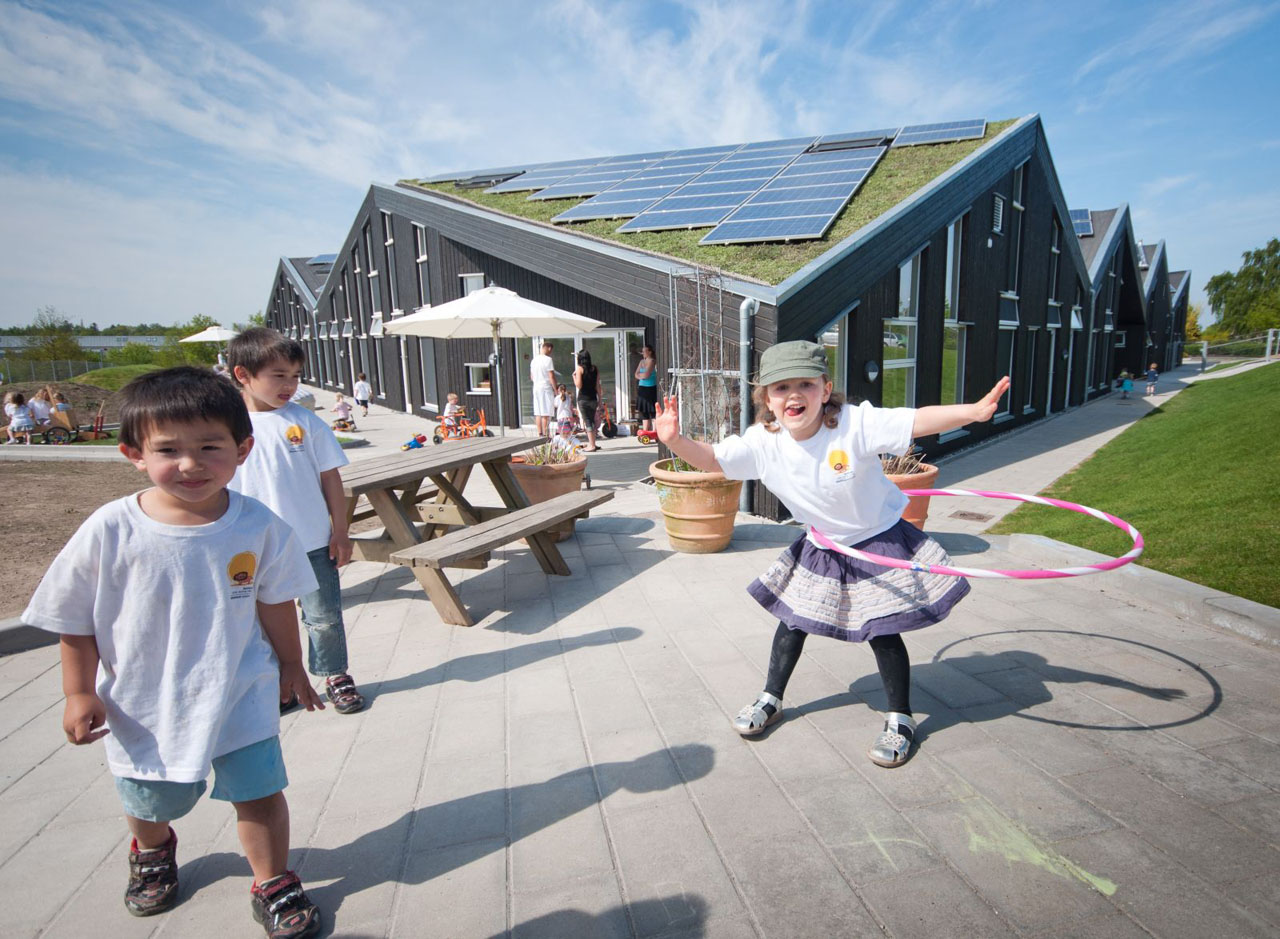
340, 436, 613, 625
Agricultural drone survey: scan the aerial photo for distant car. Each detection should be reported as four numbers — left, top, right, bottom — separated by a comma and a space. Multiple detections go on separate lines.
291, 388, 318, 410
883, 332, 903, 348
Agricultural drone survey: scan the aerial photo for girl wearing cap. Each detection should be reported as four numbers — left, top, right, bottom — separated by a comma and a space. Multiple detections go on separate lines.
654, 340, 1009, 767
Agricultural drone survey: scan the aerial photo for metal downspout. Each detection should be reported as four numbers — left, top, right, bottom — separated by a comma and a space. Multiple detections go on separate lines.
738, 297, 759, 513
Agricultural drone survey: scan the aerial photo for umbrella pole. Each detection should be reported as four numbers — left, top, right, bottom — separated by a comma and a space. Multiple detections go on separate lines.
491, 322, 505, 435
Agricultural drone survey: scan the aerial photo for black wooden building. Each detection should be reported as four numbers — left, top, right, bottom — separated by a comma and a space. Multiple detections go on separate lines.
263, 113, 1189, 519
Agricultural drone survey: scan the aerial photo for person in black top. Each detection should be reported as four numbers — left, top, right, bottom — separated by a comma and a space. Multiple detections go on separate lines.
574, 349, 603, 451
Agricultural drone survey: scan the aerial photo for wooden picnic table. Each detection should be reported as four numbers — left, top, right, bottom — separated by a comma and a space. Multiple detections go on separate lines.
340, 436, 612, 626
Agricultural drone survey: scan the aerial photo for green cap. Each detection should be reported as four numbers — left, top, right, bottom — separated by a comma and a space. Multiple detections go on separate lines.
755, 340, 829, 386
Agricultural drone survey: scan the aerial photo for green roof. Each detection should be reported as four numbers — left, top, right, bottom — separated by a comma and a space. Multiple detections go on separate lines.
401, 119, 1016, 286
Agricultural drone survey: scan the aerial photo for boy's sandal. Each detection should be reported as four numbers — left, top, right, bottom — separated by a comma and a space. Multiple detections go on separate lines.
732, 692, 783, 736
867, 712, 916, 768
325, 674, 365, 714
250, 871, 320, 939
125, 828, 179, 916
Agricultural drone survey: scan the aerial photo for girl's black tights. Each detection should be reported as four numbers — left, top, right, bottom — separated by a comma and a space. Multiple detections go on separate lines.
762, 622, 911, 715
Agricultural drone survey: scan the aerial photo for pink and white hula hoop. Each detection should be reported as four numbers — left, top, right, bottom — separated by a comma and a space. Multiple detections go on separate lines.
810, 488, 1144, 580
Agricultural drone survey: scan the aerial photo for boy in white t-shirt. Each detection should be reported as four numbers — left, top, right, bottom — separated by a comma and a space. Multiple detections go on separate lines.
529, 341, 557, 436
353, 373, 372, 417
23, 367, 326, 936
228, 329, 364, 716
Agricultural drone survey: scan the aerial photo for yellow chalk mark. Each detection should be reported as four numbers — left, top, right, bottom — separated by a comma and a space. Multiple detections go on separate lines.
963, 801, 1117, 896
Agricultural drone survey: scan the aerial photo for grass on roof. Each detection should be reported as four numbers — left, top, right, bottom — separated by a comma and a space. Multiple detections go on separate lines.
402, 119, 1017, 285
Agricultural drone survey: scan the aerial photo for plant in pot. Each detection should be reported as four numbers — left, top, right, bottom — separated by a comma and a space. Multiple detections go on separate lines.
510, 441, 587, 542
649, 390, 742, 553
881, 446, 939, 530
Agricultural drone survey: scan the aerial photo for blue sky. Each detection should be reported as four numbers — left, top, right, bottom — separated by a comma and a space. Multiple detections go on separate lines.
1, 0, 1277, 329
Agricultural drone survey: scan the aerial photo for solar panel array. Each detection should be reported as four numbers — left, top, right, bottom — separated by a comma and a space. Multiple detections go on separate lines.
892, 120, 986, 148
1069, 208, 1094, 237
700, 146, 886, 244
419, 119, 987, 245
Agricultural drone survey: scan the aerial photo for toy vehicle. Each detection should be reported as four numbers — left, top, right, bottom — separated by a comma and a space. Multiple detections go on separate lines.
636, 426, 659, 445
402, 433, 429, 450
43, 409, 82, 445
433, 407, 490, 444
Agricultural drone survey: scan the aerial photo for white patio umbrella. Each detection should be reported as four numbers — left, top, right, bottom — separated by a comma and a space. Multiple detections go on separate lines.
179, 325, 239, 344
385, 286, 604, 433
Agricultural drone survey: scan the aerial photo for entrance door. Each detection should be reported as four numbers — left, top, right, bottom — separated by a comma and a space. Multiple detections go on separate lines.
516, 330, 642, 427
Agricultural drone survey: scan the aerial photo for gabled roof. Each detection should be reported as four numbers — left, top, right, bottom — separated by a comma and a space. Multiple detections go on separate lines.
401, 118, 1021, 288
1141, 240, 1166, 301
1076, 208, 1116, 269
1169, 269, 1191, 307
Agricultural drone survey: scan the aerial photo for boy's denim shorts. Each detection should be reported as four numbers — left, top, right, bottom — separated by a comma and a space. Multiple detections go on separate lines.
114, 736, 288, 822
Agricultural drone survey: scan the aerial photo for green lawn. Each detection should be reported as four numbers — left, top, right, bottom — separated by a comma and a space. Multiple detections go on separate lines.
71, 364, 159, 391
988, 364, 1280, 608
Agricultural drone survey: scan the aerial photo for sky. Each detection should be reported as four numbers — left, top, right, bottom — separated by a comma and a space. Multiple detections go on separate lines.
1, 0, 1277, 330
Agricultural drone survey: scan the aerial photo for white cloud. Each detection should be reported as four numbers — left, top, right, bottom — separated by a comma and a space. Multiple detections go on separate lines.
0, 166, 338, 327
1142, 174, 1195, 199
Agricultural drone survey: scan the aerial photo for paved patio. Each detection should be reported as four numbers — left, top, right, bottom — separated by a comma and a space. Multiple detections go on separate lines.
2, 363, 1278, 937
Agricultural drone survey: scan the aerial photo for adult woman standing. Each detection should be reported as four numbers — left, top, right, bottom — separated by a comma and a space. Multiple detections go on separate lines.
634, 345, 658, 433
574, 349, 603, 452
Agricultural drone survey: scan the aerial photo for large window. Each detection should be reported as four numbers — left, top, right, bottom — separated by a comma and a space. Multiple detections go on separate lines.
1023, 328, 1037, 412
941, 214, 968, 410
418, 339, 438, 410
996, 327, 1016, 417
382, 211, 400, 313
413, 224, 430, 308
884, 252, 921, 407
461, 272, 486, 295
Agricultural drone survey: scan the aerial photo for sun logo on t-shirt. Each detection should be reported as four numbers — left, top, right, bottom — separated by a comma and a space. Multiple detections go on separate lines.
227, 551, 258, 587
828, 449, 850, 473
285, 424, 305, 446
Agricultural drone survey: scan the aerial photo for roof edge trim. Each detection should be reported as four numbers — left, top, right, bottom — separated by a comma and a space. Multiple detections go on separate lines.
280, 257, 318, 307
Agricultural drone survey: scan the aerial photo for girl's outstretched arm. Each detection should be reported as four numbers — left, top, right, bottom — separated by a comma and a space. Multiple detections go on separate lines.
911, 376, 1010, 438
655, 395, 723, 472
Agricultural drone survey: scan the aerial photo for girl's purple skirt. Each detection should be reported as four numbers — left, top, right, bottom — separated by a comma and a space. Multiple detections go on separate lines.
748, 519, 970, 642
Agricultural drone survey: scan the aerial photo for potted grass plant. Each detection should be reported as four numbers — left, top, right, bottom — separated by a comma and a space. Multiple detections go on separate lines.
881, 446, 939, 530
510, 441, 588, 542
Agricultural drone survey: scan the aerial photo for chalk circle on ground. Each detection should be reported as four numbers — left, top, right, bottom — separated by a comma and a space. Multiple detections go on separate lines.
929, 630, 1220, 732
810, 488, 1143, 580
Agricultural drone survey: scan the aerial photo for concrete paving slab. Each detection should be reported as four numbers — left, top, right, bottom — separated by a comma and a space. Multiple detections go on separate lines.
3, 362, 1279, 936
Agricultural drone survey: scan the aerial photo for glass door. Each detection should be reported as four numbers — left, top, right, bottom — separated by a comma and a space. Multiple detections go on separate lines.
517, 335, 585, 426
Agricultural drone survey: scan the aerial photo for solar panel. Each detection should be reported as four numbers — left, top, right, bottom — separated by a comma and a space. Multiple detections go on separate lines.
1069, 208, 1094, 236
527, 150, 680, 200
307, 254, 337, 265
892, 120, 986, 147
811, 128, 901, 151
484, 159, 606, 193
698, 146, 886, 245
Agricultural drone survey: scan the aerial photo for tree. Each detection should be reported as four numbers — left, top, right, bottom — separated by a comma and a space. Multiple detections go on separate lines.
1205, 238, 1280, 336
106, 342, 158, 366
1185, 302, 1203, 342
27, 306, 84, 361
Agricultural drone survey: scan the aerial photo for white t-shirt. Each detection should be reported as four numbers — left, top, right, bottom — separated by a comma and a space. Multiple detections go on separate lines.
713, 401, 915, 546
29, 398, 52, 422
22, 492, 317, 783
230, 402, 349, 552
353, 380, 372, 401
530, 353, 555, 387
555, 394, 574, 421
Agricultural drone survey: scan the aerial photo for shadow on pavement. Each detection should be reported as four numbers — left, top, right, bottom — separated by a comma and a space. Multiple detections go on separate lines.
372, 627, 643, 699
493, 894, 708, 939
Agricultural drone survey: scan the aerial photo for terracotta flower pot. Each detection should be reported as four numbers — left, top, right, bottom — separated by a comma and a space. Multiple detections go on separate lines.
650, 459, 743, 554
509, 454, 588, 542
885, 462, 939, 531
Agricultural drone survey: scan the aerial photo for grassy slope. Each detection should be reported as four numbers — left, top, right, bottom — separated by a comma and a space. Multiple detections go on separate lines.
70, 364, 159, 391
405, 120, 1018, 286
988, 365, 1280, 607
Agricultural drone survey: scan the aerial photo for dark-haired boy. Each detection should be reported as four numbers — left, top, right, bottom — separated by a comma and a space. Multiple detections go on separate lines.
23, 366, 326, 937
227, 328, 364, 715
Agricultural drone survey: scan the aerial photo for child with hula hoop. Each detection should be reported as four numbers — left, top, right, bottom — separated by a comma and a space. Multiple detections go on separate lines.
654, 340, 1009, 767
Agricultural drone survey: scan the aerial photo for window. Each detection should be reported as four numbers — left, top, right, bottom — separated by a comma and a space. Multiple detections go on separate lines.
1006, 161, 1027, 295
465, 362, 492, 394
413, 224, 430, 308
419, 338, 438, 410
461, 273, 486, 295
1115, 331, 1127, 348
382, 211, 400, 314
1023, 329, 1037, 413
996, 327, 1016, 417
945, 214, 964, 321
373, 338, 385, 396
941, 323, 967, 408
1047, 218, 1062, 304
884, 251, 922, 408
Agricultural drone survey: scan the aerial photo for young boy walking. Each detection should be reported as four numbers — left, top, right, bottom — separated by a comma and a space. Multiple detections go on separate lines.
228, 328, 365, 715
353, 373, 372, 417
23, 367, 326, 937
